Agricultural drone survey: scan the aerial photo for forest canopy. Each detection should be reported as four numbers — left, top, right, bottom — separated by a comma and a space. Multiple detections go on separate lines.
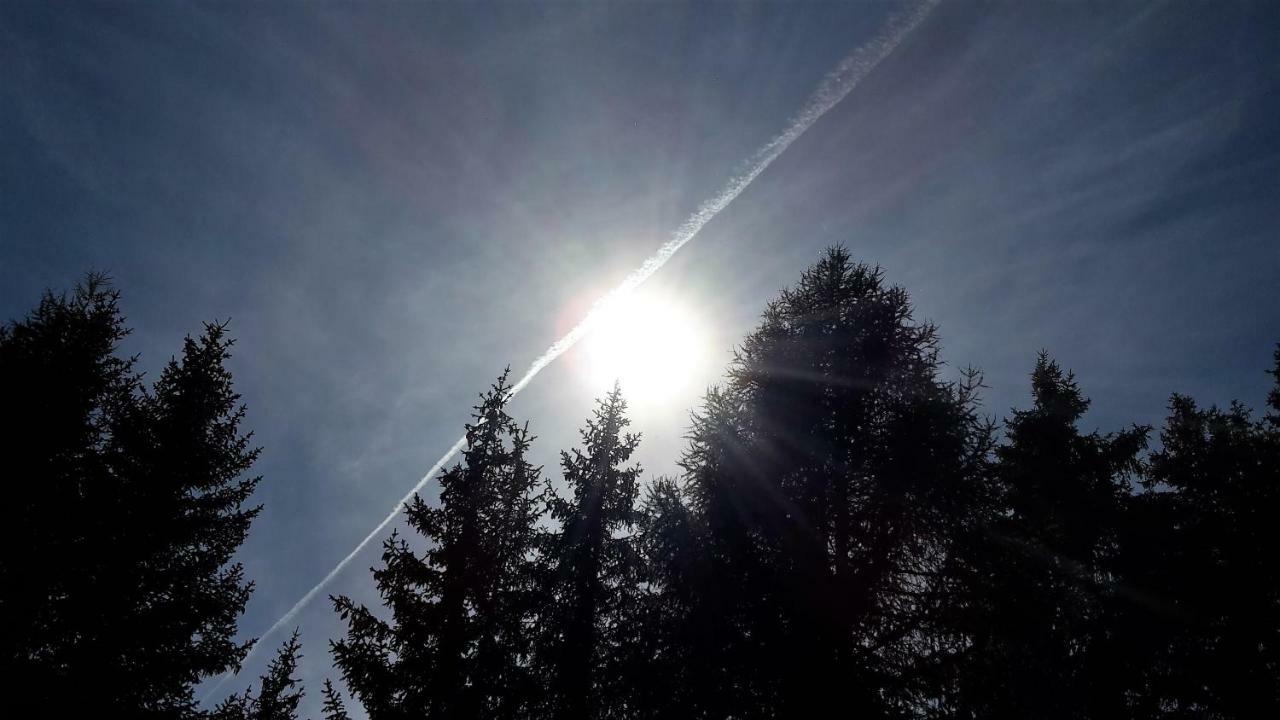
3, 250, 1278, 719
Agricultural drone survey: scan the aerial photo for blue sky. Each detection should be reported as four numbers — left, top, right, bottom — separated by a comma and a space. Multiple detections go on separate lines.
2, 1, 1277, 715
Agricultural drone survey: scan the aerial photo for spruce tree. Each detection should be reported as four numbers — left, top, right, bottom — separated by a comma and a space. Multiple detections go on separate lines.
1115, 348, 1280, 717
533, 386, 644, 720
212, 631, 306, 720
330, 371, 542, 720
628, 476, 706, 719
945, 354, 1146, 720
0, 276, 261, 717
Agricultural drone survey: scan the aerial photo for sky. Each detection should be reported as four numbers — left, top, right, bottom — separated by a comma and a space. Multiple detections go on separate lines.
2, 0, 1278, 715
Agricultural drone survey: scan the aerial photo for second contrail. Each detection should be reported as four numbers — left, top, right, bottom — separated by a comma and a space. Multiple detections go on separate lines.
203, 0, 938, 700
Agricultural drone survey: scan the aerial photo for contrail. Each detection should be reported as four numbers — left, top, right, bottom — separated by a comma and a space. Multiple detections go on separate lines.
203, 0, 937, 701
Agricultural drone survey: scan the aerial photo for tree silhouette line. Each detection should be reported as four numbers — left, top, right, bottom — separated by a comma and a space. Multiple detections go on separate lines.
2, 249, 1277, 719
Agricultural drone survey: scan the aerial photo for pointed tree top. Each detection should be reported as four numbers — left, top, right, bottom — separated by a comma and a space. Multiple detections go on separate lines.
1029, 352, 1089, 422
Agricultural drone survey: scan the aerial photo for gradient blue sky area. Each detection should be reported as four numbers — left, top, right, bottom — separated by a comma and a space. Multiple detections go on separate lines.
2, 1, 1277, 714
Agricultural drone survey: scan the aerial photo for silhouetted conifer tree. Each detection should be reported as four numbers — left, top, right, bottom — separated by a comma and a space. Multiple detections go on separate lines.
663, 248, 994, 718
1110, 347, 1280, 718
213, 631, 306, 720
944, 355, 1145, 719
532, 386, 644, 720
330, 371, 541, 720
0, 276, 261, 717
627, 476, 705, 719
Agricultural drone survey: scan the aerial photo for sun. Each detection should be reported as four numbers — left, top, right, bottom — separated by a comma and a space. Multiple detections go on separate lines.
582, 290, 707, 405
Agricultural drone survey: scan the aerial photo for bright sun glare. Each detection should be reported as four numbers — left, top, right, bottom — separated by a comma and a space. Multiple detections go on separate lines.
583, 291, 706, 405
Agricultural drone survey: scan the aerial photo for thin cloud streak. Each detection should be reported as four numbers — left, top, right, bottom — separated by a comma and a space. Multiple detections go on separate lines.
202, 0, 937, 701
